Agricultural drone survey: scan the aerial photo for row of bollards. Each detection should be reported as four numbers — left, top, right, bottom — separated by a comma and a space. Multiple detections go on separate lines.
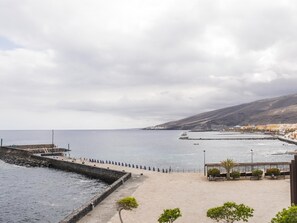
86, 158, 172, 173
70, 157, 201, 173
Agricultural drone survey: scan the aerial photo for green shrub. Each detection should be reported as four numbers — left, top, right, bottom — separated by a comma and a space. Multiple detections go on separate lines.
266, 168, 281, 176
207, 168, 221, 177
207, 202, 254, 223
158, 208, 182, 223
230, 171, 240, 179
271, 205, 297, 223
252, 169, 263, 177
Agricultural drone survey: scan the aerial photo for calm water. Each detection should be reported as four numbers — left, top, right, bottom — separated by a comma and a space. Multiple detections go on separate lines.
0, 130, 296, 170
0, 130, 296, 223
0, 160, 107, 223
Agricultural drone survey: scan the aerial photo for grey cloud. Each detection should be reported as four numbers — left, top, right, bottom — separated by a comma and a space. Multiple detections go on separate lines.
0, 0, 297, 129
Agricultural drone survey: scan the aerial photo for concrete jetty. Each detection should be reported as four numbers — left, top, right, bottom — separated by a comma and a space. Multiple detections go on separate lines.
180, 137, 277, 140
277, 136, 297, 145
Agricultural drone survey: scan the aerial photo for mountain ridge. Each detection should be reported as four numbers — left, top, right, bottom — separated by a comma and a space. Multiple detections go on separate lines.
147, 93, 297, 130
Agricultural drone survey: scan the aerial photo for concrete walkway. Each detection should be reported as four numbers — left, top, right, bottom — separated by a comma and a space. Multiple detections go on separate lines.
55, 157, 290, 223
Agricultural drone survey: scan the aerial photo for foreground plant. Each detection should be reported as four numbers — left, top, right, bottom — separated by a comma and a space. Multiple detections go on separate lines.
271, 205, 297, 223
117, 197, 138, 223
158, 208, 182, 223
207, 201, 254, 223
221, 159, 235, 180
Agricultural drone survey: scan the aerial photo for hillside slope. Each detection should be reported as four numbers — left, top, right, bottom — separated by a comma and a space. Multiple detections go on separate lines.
147, 93, 297, 130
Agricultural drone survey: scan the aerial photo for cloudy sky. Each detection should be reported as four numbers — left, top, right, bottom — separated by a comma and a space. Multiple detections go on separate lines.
0, 0, 297, 129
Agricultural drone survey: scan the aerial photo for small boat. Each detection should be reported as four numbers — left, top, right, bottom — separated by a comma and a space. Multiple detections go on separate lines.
194, 143, 199, 145
179, 132, 189, 140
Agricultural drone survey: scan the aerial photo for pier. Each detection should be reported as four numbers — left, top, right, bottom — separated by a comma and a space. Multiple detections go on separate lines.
277, 136, 297, 145
181, 137, 277, 140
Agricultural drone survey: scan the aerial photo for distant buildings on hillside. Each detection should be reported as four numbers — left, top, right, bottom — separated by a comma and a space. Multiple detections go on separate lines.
233, 124, 297, 140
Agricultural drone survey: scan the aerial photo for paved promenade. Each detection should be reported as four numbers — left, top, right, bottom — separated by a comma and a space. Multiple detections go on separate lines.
56, 157, 290, 223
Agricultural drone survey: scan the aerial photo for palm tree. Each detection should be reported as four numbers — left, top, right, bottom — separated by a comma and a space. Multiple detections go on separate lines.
117, 197, 138, 223
221, 159, 235, 180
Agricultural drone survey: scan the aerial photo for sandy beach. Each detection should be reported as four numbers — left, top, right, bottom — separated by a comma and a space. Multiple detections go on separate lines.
75, 160, 290, 223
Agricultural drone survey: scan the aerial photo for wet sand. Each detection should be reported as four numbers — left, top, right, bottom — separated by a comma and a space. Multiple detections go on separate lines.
75, 160, 290, 223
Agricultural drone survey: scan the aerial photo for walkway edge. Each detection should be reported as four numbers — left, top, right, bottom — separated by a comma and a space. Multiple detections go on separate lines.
60, 172, 131, 223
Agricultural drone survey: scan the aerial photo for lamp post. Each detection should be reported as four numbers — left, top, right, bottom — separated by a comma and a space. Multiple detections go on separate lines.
203, 150, 206, 176
251, 149, 254, 171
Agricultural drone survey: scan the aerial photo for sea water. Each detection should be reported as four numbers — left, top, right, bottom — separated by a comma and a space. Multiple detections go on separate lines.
0, 160, 108, 223
0, 130, 295, 169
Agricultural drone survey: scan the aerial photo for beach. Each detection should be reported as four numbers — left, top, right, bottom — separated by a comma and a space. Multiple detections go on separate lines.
77, 161, 290, 223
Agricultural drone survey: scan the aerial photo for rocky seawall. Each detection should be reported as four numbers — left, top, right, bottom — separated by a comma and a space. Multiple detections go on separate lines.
0, 146, 49, 167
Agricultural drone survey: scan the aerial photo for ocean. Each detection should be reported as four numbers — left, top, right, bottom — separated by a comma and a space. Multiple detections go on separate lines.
0, 129, 295, 222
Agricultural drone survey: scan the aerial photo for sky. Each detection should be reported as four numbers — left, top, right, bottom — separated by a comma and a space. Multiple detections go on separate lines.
0, 0, 297, 129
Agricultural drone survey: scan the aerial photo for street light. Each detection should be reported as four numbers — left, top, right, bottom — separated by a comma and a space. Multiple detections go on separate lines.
251, 149, 254, 171
203, 150, 206, 176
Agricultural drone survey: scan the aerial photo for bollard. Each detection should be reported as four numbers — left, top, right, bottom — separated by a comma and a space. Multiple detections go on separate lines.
140, 165, 142, 169
153, 167, 155, 171
144, 166, 146, 170
136, 165, 138, 169
158, 168, 160, 172
132, 164, 135, 168
148, 167, 151, 171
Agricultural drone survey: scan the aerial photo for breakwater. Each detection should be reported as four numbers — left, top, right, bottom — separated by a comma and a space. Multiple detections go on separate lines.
0, 145, 50, 167
180, 137, 277, 140
277, 136, 297, 145
0, 145, 131, 223
33, 155, 129, 184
